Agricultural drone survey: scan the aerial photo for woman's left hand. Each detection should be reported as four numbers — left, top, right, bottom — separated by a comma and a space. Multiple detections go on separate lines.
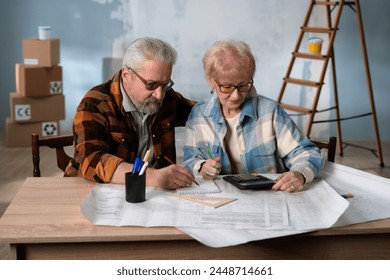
271, 171, 305, 192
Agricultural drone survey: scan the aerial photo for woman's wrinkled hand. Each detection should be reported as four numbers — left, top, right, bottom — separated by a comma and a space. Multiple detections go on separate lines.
271, 171, 305, 192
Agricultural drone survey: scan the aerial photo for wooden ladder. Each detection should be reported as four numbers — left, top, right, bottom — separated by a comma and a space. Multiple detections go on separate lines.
277, 0, 384, 167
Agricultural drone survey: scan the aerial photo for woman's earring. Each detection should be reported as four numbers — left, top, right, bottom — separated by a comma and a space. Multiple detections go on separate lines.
210, 88, 215, 94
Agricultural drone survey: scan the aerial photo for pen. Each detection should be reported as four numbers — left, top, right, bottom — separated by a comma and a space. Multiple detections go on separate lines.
139, 161, 149, 175
137, 149, 151, 175
341, 194, 354, 199
132, 157, 141, 174
164, 155, 199, 186
206, 142, 214, 159
206, 142, 219, 173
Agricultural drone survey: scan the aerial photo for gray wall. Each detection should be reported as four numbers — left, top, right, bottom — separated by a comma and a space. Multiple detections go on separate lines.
1, 0, 389, 140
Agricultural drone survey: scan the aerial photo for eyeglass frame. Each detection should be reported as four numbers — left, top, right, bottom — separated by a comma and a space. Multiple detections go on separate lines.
127, 67, 174, 91
214, 78, 254, 94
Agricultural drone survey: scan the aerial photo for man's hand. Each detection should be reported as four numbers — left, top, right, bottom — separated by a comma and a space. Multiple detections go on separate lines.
147, 164, 196, 189
110, 161, 196, 189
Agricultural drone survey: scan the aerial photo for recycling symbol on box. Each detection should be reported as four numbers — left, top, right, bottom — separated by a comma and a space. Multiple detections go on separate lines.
50, 81, 62, 94
42, 122, 58, 136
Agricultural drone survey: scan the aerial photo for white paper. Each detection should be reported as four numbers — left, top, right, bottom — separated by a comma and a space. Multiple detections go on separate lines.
321, 161, 390, 226
198, 194, 289, 229
82, 162, 390, 248
176, 175, 220, 195
80, 176, 348, 236
179, 162, 390, 247
81, 185, 289, 229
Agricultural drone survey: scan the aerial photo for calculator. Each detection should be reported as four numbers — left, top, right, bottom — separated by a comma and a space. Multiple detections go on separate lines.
223, 174, 276, 190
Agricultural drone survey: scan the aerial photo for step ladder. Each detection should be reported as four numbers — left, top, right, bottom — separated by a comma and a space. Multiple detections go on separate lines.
277, 0, 384, 167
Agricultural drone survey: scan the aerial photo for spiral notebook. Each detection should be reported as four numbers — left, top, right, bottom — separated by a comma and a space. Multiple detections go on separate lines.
176, 176, 220, 195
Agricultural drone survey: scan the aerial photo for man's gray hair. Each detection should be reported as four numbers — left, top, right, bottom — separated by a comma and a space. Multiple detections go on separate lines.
122, 37, 177, 71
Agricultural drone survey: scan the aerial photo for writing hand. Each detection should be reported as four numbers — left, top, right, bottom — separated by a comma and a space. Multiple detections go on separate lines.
147, 164, 196, 189
200, 156, 221, 179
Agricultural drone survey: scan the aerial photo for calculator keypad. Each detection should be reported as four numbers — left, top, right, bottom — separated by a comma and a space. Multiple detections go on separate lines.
231, 174, 268, 182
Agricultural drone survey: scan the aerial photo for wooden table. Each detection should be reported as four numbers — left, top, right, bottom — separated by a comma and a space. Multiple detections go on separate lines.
0, 177, 390, 260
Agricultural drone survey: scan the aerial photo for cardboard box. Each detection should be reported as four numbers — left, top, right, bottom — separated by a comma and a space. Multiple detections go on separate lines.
16, 64, 62, 97
22, 38, 60, 67
5, 117, 60, 147
10, 92, 65, 123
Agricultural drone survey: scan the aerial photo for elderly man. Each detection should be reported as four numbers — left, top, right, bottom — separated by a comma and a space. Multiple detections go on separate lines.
65, 37, 196, 189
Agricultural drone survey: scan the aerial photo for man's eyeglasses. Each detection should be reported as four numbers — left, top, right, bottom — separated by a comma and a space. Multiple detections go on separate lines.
128, 67, 174, 91
214, 79, 253, 94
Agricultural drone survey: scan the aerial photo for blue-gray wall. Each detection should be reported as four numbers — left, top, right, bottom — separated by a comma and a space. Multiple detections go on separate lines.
1, 0, 389, 140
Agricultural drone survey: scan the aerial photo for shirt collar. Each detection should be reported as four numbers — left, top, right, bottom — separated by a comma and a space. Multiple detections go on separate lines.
205, 86, 258, 123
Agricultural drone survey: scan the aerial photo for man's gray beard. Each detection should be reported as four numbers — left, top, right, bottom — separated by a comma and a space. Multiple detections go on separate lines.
138, 97, 161, 115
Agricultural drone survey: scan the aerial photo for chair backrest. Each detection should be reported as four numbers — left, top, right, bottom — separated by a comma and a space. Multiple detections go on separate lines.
311, 136, 337, 162
31, 133, 74, 177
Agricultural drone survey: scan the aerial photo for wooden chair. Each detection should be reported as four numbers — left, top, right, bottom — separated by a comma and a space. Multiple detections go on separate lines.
31, 133, 74, 177
311, 136, 337, 163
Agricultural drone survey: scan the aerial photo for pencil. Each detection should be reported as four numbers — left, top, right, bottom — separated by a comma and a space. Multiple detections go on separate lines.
143, 149, 151, 162
163, 155, 175, 165
341, 194, 354, 199
164, 155, 199, 186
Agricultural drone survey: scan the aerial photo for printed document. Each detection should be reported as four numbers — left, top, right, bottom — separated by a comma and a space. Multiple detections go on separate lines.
80, 177, 348, 232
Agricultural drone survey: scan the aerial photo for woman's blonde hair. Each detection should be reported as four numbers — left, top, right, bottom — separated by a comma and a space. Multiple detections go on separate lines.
203, 39, 256, 81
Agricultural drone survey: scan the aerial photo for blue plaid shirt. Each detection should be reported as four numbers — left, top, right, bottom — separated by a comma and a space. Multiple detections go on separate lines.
183, 87, 324, 183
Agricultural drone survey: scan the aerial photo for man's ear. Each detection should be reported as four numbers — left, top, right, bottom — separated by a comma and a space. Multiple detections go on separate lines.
121, 66, 130, 78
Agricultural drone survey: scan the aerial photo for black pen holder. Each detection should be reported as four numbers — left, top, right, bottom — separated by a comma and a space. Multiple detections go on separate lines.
125, 172, 146, 203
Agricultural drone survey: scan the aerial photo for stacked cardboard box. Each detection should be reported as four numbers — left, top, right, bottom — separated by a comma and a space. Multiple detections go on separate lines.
5, 38, 65, 147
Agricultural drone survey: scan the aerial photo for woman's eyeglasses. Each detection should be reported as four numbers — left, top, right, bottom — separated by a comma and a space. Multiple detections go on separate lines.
214, 79, 253, 94
128, 67, 174, 91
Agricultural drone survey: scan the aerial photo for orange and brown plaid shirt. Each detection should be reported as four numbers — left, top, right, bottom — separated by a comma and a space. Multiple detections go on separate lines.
64, 70, 195, 183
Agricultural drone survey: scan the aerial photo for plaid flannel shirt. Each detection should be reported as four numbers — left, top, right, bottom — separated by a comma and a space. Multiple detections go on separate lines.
64, 69, 195, 183
183, 87, 324, 183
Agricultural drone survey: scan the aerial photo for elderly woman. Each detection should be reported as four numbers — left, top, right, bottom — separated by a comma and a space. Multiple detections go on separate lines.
183, 40, 324, 192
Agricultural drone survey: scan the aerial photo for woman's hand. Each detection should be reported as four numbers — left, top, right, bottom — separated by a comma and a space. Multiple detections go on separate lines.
272, 171, 305, 192
200, 156, 221, 179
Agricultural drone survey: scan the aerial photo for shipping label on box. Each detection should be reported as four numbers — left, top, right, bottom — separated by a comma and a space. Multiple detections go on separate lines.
16, 64, 63, 97
10, 92, 65, 123
22, 38, 60, 67
5, 117, 60, 148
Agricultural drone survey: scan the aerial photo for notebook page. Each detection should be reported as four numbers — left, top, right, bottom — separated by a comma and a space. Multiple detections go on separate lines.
176, 176, 220, 195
